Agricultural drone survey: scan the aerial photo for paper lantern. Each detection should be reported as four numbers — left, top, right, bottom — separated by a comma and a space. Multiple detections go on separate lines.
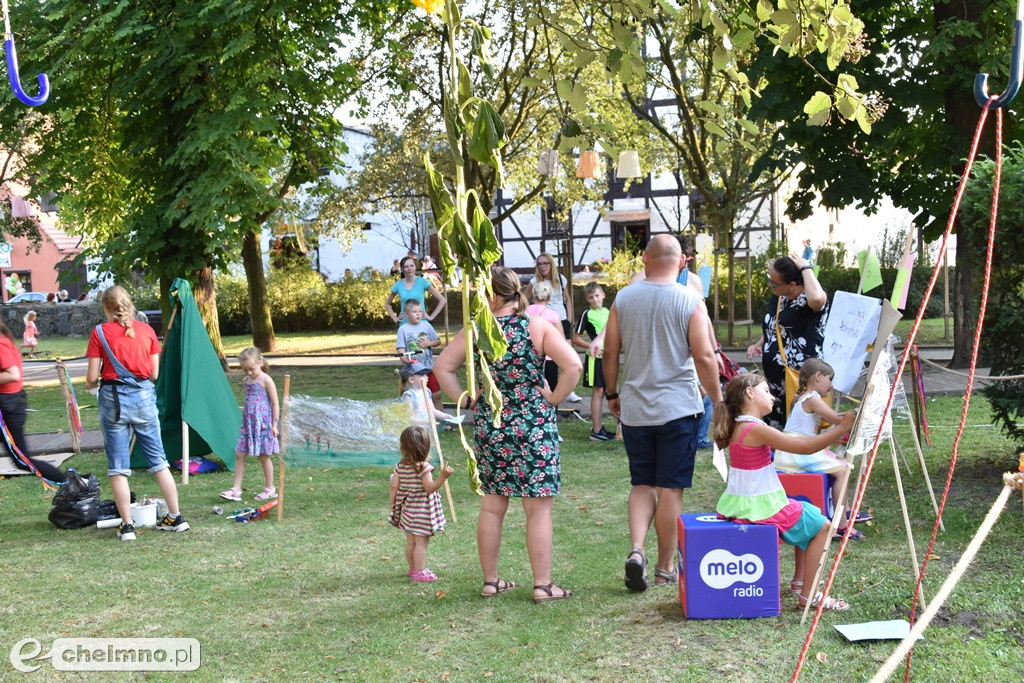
575, 150, 600, 179
616, 150, 642, 179
537, 149, 560, 177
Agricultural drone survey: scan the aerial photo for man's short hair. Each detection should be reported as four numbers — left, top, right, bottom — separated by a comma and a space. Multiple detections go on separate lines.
404, 298, 422, 312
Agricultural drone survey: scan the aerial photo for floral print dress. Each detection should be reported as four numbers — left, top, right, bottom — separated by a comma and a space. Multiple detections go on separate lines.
760, 292, 829, 428
473, 314, 560, 497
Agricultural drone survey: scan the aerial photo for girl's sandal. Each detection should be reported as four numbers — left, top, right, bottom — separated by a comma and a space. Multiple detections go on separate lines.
624, 546, 649, 592
219, 489, 242, 502
799, 591, 851, 612
481, 578, 516, 597
533, 582, 573, 605
254, 487, 278, 501
789, 580, 804, 597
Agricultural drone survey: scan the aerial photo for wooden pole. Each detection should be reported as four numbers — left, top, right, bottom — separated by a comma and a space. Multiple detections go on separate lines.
906, 411, 945, 532
421, 381, 457, 523
181, 420, 189, 485
55, 361, 81, 453
888, 433, 927, 611
277, 374, 290, 522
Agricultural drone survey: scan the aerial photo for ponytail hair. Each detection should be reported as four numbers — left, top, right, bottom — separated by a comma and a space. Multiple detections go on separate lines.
792, 358, 834, 410
490, 266, 527, 316
101, 286, 138, 338
712, 374, 766, 449
399, 425, 431, 473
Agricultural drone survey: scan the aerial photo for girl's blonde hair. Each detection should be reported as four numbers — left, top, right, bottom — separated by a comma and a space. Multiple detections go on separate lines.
399, 425, 431, 473
491, 266, 528, 315
101, 286, 137, 338
532, 280, 553, 302
238, 346, 269, 372
23, 310, 36, 325
793, 358, 834, 410
534, 252, 561, 288
711, 374, 767, 449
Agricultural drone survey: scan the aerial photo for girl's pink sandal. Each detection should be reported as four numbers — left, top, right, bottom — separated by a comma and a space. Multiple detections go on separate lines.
410, 569, 438, 583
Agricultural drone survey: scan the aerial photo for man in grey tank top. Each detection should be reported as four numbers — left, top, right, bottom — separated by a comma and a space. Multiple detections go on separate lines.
603, 234, 723, 592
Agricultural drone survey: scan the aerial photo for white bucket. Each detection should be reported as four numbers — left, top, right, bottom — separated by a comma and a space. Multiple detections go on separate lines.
131, 502, 157, 528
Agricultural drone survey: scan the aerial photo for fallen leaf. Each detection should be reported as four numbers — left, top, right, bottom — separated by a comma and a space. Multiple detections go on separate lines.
928, 554, 941, 561
816, 652, 827, 663
594, 521, 604, 526
435, 590, 447, 599
484, 673, 494, 678
578, 504, 588, 511
673, 638, 681, 647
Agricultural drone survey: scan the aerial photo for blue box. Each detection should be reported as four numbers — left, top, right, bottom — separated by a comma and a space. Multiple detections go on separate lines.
676, 513, 781, 619
777, 472, 834, 518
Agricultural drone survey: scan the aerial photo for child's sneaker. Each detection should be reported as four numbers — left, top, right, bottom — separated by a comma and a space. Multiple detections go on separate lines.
219, 488, 242, 502
156, 514, 190, 532
566, 391, 583, 403
590, 428, 614, 442
116, 521, 136, 541
411, 568, 438, 583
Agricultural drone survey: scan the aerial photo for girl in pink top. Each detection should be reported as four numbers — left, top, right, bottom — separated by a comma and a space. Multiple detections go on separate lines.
712, 373, 856, 611
21, 311, 38, 357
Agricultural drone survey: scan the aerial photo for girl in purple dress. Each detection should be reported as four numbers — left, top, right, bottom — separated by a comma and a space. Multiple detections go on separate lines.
220, 347, 280, 502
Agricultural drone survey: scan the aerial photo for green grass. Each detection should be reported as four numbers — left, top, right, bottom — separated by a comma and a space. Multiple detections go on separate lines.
4, 363, 1023, 681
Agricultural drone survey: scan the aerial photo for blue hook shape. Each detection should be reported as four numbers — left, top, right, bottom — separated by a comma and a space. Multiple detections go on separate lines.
4, 36, 49, 107
974, 18, 1023, 109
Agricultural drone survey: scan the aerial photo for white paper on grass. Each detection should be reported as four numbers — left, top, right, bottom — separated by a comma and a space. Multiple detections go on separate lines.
834, 620, 923, 642
823, 291, 882, 394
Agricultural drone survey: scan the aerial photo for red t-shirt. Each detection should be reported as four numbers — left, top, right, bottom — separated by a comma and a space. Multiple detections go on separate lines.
86, 321, 161, 380
0, 335, 24, 393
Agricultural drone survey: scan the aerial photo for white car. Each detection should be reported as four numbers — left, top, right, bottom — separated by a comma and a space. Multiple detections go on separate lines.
5, 291, 47, 304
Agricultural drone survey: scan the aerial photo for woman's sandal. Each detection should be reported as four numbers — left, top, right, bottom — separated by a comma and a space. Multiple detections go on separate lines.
533, 582, 573, 604
799, 591, 851, 612
481, 578, 515, 597
624, 546, 649, 592
653, 567, 678, 586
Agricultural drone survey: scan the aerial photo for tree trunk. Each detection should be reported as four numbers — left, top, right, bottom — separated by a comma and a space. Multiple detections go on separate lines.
193, 266, 227, 369
243, 230, 276, 352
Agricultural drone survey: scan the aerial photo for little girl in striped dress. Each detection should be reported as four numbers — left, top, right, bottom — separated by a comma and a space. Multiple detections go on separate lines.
388, 425, 452, 582
712, 374, 856, 611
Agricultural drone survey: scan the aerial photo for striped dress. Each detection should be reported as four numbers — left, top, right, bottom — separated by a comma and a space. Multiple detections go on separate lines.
716, 419, 803, 535
389, 462, 446, 536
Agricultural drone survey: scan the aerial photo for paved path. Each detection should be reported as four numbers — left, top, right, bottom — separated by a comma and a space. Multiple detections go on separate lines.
20, 346, 989, 455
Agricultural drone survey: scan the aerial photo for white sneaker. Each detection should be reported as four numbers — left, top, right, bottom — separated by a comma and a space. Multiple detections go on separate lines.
566, 391, 583, 402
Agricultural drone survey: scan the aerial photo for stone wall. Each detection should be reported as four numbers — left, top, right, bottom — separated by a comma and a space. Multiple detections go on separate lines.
1, 303, 106, 338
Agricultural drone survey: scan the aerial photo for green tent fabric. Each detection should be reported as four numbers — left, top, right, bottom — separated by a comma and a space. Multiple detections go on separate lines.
130, 278, 241, 471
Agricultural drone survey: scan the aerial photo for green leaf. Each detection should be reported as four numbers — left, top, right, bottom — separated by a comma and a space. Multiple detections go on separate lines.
521, 76, 544, 88
423, 151, 457, 264
836, 94, 857, 120
756, 0, 773, 22
738, 118, 760, 135
856, 108, 872, 134
472, 202, 502, 267
467, 101, 506, 165
803, 91, 832, 116
712, 46, 730, 71
733, 28, 755, 50
704, 120, 729, 137
697, 100, 726, 116
458, 58, 472, 103
442, 93, 464, 166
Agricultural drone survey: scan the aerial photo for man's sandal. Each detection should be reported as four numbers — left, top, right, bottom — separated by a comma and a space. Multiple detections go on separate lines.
533, 582, 573, 604
481, 578, 515, 597
653, 567, 678, 586
799, 591, 851, 612
624, 546, 649, 592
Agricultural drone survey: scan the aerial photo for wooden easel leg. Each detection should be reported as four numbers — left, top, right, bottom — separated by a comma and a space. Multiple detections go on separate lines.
277, 374, 290, 522
422, 382, 457, 524
888, 434, 927, 611
907, 415, 944, 532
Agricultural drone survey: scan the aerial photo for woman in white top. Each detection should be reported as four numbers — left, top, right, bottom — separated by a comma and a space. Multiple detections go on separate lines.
523, 253, 580, 401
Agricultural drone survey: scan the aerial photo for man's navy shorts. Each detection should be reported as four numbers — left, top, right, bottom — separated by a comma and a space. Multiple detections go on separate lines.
621, 414, 700, 489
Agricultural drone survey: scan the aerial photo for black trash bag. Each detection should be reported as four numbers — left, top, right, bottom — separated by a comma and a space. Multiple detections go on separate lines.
48, 469, 101, 529
95, 499, 119, 522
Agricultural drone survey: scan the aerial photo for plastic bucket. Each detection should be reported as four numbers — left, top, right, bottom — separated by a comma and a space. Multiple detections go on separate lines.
131, 502, 157, 528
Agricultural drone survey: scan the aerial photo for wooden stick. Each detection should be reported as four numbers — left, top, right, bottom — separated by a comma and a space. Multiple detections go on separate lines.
55, 361, 81, 453
892, 427, 913, 475
277, 374, 290, 522
421, 381, 457, 524
181, 420, 189, 485
906, 412, 945, 532
888, 433, 927, 611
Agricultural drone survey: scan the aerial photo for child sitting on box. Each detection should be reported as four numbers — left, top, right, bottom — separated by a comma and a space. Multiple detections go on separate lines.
773, 359, 871, 540
396, 299, 442, 412
572, 282, 613, 441
712, 373, 855, 611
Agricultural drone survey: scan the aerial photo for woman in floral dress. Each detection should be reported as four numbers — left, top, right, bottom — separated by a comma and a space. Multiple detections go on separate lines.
745, 253, 829, 428
434, 267, 582, 603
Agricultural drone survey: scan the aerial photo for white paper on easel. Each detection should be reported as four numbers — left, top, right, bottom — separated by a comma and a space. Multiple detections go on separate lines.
712, 442, 728, 482
822, 291, 882, 394
847, 349, 894, 455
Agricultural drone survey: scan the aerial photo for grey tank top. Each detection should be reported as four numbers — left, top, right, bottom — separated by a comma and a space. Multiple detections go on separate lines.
613, 280, 704, 426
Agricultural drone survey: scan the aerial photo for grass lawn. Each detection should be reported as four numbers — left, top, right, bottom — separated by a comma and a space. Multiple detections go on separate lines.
4, 356, 1022, 681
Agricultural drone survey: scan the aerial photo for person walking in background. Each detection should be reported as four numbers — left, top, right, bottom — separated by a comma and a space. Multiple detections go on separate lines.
802, 239, 815, 264
0, 318, 65, 483
220, 347, 280, 503
21, 311, 38, 358
86, 286, 189, 541
603, 235, 722, 592
388, 425, 453, 583
572, 281, 614, 442
434, 266, 582, 603
745, 253, 828, 428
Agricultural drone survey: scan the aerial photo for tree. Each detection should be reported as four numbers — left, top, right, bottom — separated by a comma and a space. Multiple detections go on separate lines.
4, 1, 401, 354
749, 0, 1023, 366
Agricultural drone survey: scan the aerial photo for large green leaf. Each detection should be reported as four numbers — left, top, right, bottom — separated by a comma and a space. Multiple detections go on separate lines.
443, 92, 464, 166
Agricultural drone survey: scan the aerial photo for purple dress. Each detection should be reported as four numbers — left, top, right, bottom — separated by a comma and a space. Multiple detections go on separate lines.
236, 381, 279, 456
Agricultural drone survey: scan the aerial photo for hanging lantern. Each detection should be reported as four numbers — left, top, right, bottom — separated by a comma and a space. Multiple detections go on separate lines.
537, 149, 560, 177
575, 150, 600, 179
616, 150, 642, 179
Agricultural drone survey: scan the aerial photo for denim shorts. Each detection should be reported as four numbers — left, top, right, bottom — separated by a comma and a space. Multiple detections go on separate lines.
621, 414, 699, 489
98, 384, 169, 477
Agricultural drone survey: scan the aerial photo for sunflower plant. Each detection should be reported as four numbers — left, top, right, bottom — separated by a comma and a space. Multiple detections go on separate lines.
415, 0, 507, 494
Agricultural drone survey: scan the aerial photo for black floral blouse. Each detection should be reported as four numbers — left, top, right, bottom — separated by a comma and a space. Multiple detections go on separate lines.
760, 292, 829, 428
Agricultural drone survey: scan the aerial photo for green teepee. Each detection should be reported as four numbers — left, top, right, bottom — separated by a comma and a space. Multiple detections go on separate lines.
131, 278, 241, 470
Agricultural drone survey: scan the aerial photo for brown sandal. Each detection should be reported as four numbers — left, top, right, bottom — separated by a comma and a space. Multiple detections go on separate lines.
533, 582, 573, 604
481, 578, 515, 597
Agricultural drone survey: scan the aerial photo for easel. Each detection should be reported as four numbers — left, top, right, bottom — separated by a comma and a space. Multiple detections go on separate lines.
277, 374, 290, 521
421, 382, 457, 523
55, 360, 81, 453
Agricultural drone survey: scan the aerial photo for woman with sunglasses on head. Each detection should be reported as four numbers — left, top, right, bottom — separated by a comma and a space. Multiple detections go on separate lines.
745, 253, 828, 428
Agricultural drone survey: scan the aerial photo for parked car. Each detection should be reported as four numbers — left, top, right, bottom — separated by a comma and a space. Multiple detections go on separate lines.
6, 291, 47, 304
140, 309, 163, 336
